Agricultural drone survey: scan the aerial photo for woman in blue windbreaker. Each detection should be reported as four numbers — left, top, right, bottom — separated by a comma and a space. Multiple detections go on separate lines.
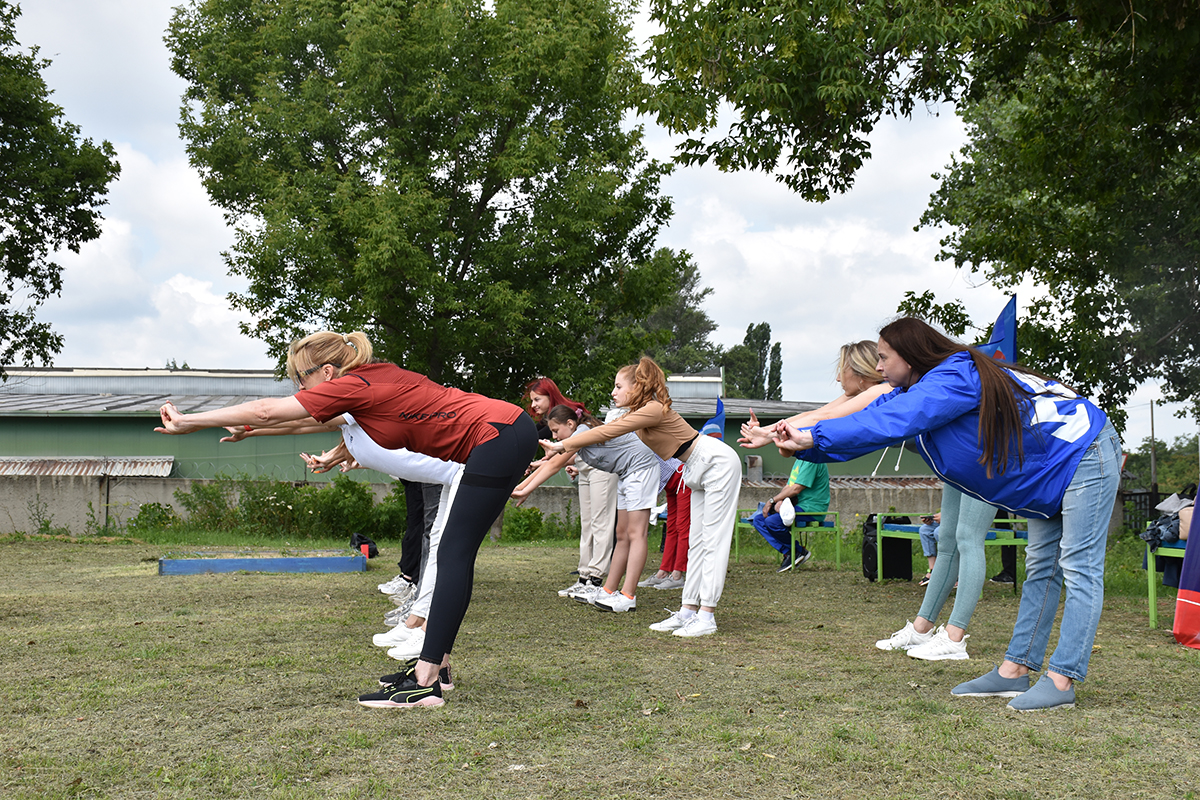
777, 317, 1121, 712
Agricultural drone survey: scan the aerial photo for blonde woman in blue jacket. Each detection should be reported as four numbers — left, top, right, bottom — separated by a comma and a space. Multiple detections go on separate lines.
778, 318, 1120, 712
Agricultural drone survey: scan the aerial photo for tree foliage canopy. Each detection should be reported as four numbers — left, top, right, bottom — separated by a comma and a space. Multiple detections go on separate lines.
169, 0, 681, 405
0, 1, 119, 377
722, 322, 783, 399
647, 1, 1200, 427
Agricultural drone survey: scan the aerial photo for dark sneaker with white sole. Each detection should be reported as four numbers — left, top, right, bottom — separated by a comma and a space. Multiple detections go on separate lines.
359, 676, 444, 708
379, 659, 454, 691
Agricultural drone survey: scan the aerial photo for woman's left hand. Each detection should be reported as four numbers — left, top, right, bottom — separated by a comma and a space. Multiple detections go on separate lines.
539, 439, 565, 455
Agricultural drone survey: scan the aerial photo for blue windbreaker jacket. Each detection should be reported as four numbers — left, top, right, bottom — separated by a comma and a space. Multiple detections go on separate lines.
798, 352, 1108, 519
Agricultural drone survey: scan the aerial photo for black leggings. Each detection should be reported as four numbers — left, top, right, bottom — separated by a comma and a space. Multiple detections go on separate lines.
419, 414, 537, 665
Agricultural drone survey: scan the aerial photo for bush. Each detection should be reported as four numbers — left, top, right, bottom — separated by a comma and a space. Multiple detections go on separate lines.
127, 502, 179, 533
501, 505, 544, 542
294, 473, 376, 538
173, 481, 238, 530
235, 478, 302, 535
371, 481, 409, 540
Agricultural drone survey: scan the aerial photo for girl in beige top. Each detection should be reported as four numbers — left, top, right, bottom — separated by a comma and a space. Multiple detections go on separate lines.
543, 357, 743, 638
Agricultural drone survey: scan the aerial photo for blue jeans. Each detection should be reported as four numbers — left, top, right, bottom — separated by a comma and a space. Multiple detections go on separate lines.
919, 523, 939, 557
1004, 420, 1121, 682
751, 507, 818, 556
916, 486, 996, 630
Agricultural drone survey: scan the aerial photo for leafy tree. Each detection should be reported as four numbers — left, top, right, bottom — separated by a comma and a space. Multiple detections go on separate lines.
722, 321, 781, 399
645, 2, 1200, 429
0, 1, 119, 378
921, 10, 1200, 431
168, 0, 676, 405
1123, 434, 1199, 495
643, 0, 1032, 201
767, 342, 783, 401
636, 250, 721, 374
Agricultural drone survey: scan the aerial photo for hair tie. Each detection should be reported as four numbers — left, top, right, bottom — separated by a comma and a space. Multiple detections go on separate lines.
344, 337, 357, 352
575, 407, 583, 420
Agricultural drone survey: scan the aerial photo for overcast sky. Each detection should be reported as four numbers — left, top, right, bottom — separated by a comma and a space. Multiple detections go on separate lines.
12, 0, 1195, 449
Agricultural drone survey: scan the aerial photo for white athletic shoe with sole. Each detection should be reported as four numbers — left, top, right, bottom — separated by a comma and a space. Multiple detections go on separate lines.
595, 592, 636, 613
649, 610, 691, 632
906, 626, 969, 661
875, 620, 934, 651
672, 615, 717, 638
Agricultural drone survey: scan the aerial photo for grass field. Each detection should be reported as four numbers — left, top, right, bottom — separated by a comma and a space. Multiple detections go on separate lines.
2, 532, 1197, 799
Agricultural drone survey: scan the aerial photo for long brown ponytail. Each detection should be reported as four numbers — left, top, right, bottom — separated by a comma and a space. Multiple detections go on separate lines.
878, 317, 1036, 478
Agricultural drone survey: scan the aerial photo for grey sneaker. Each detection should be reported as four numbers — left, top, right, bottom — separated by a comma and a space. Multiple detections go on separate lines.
653, 577, 686, 590
951, 666, 1030, 698
875, 620, 934, 651
1006, 675, 1074, 711
637, 574, 665, 588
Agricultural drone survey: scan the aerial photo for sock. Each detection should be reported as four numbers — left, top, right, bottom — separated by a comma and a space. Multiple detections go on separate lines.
621, 591, 634, 600
698, 610, 715, 623
677, 608, 696, 620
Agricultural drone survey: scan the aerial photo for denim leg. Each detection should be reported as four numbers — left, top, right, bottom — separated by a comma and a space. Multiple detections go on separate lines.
919, 524, 939, 558
1005, 421, 1121, 681
752, 511, 791, 554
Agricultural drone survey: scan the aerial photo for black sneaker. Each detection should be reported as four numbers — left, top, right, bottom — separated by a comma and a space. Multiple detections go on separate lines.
380, 659, 454, 692
358, 677, 444, 708
778, 552, 795, 573
379, 658, 418, 686
989, 571, 1016, 584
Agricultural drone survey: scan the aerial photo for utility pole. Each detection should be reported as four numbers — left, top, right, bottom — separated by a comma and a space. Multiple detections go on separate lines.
1150, 400, 1159, 509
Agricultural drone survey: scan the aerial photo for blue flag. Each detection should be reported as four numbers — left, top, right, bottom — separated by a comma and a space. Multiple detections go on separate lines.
977, 295, 1017, 364
700, 398, 725, 439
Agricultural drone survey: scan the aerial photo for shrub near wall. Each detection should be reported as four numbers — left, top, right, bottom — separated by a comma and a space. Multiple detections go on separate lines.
127, 474, 408, 540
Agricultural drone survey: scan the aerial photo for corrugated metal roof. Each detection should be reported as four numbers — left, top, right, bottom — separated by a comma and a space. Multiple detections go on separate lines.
0, 367, 291, 397
0, 456, 174, 477
0, 394, 268, 416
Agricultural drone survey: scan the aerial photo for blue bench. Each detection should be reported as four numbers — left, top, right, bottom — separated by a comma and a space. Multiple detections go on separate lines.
876, 512, 1028, 591
1146, 538, 1188, 630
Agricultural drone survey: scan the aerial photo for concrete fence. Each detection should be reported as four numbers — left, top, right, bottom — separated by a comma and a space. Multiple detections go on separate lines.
1, 474, 1124, 538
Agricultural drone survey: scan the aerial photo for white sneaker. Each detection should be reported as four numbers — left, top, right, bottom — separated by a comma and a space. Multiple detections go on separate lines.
380, 577, 415, 597
907, 627, 969, 661
558, 580, 587, 597
673, 615, 717, 638
386, 629, 425, 660
377, 574, 405, 592
572, 585, 609, 605
373, 625, 421, 648
596, 592, 636, 613
875, 620, 934, 651
649, 610, 691, 632
566, 581, 600, 600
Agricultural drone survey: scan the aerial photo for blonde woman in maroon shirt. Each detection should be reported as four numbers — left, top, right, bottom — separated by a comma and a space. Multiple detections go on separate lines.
157, 330, 537, 709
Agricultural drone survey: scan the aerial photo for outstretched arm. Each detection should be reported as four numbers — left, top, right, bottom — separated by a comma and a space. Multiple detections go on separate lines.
220, 416, 347, 442
156, 397, 313, 435
511, 450, 578, 506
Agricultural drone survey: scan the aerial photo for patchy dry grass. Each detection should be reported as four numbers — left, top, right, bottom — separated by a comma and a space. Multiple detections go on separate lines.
1, 536, 1197, 799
